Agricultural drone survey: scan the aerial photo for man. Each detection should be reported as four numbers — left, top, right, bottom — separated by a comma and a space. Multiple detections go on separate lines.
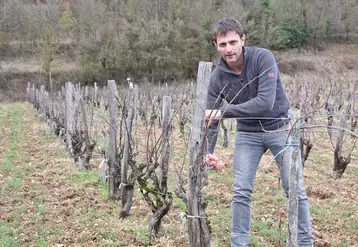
205, 18, 313, 246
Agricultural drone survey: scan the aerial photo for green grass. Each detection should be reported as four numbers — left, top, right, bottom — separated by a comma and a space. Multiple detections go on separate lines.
65, 170, 103, 184
134, 226, 150, 245
0, 104, 25, 246
64, 170, 108, 199
0, 206, 26, 247
206, 194, 220, 202
331, 242, 351, 247
251, 220, 287, 245
249, 235, 266, 247
0, 104, 23, 175
168, 172, 187, 212
84, 230, 124, 246
42, 132, 58, 141
0, 104, 63, 246
172, 195, 187, 212
23, 162, 37, 172
7, 176, 22, 188
164, 226, 181, 238
0, 221, 22, 247
31, 196, 53, 246
208, 206, 231, 245
310, 200, 358, 245
85, 207, 109, 219
310, 203, 327, 216
79, 207, 126, 246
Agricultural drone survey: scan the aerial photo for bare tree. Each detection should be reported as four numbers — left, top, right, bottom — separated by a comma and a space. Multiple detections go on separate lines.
338, 0, 358, 41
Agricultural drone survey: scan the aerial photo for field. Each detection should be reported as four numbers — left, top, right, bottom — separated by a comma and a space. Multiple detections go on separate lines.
1, 100, 358, 247
1, 43, 358, 247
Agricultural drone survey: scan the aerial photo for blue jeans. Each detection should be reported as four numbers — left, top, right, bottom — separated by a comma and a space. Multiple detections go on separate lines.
231, 126, 313, 247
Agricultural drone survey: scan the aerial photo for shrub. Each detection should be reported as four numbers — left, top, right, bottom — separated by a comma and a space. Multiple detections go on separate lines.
269, 16, 310, 50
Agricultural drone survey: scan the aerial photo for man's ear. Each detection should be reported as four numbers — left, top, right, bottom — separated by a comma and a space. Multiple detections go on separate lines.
242, 34, 246, 43
213, 40, 217, 49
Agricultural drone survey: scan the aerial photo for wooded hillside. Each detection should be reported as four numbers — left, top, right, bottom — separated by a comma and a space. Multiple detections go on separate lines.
0, 0, 357, 95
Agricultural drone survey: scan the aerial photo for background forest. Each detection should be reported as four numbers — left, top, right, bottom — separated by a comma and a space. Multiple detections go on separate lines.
1, 0, 358, 100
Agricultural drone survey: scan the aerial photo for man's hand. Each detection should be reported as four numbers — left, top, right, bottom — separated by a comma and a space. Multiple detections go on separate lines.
204, 154, 227, 171
205, 109, 221, 127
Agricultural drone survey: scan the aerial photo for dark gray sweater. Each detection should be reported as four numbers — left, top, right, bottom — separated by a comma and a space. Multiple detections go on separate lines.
206, 46, 290, 153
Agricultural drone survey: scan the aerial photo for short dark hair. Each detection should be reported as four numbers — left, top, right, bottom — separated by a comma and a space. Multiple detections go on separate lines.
213, 18, 245, 42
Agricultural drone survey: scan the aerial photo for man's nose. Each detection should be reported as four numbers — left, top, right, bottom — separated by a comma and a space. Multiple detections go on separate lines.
226, 44, 233, 53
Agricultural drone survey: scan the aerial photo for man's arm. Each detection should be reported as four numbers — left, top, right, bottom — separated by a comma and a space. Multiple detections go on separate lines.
220, 49, 278, 118
206, 75, 223, 154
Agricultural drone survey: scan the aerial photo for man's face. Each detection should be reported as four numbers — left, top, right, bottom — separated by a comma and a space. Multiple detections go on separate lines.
214, 31, 245, 67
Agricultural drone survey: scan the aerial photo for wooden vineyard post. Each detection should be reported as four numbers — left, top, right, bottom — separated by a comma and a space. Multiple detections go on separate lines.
65, 82, 74, 154
49, 71, 53, 94
134, 84, 139, 150
40, 85, 46, 114
32, 84, 36, 106
121, 84, 135, 217
26, 82, 31, 103
85, 86, 89, 103
187, 61, 212, 247
160, 95, 172, 206
108, 80, 121, 199
79, 95, 93, 170
94, 82, 98, 107
287, 109, 301, 247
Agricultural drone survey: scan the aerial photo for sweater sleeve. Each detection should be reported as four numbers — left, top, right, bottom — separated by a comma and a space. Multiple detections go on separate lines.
206, 74, 223, 154
220, 49, 278, 118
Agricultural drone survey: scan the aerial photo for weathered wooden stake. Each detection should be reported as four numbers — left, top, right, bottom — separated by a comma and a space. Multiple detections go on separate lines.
32, 84, 36, 105
160, 95, 172, 200
49, 71, 53, 94
121, 83, 135, 217
108, 80, 121, 199
94, 82, 98, 107
85, 86, 89, 103
187, 61, 212, 247
79, 96, 93, 170
65, 82, 74, 154
26, 82, 31, 102
287, 109, 300, 247
133, 85, 139, 149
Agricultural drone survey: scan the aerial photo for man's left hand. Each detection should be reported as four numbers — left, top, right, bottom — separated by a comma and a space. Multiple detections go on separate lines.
205, 109, 221, 127
204, 153, 227, 171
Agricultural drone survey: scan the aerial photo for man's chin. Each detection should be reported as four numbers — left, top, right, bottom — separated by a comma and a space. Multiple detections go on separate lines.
227, 60, 237, 65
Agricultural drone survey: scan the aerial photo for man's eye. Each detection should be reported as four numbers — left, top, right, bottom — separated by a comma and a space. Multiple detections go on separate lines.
219, 44, 226, 47
229, 41, 237, 45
